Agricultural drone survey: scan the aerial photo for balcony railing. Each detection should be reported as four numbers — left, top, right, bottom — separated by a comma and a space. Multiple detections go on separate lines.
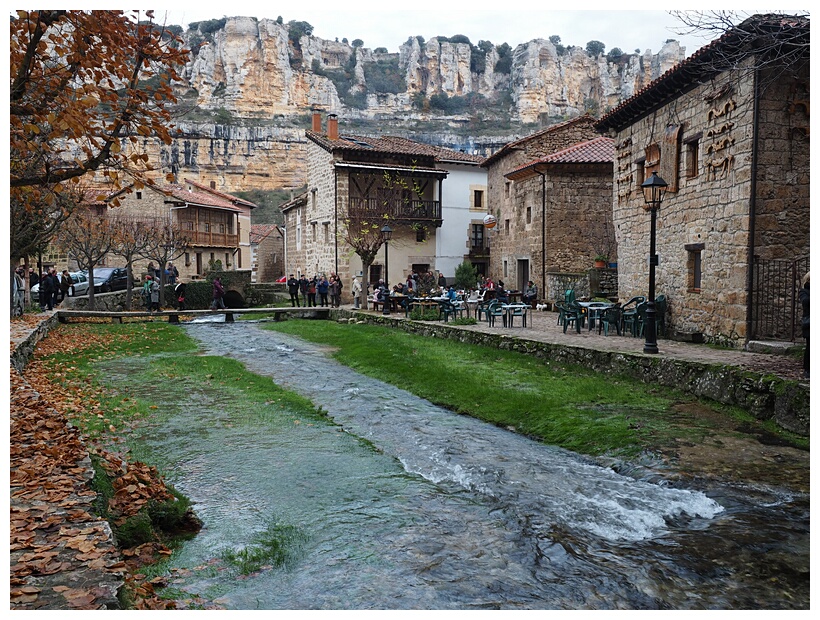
186, 231, 239, 247
348, 197, 442, 225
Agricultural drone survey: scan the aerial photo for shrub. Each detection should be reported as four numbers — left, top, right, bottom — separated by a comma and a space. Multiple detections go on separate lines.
454, 260, 478, 290
364, 58, 406, 94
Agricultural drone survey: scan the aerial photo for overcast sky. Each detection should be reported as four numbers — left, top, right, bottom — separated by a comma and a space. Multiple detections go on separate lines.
160, 2, 742, 58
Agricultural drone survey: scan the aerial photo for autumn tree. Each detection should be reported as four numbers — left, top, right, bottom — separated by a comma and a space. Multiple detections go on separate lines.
139, 221, 191, 308
109, 215, 154, 310
10, 10, 189, 275
55, 210, 115, 310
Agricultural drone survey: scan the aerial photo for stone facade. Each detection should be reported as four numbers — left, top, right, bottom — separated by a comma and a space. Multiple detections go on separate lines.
82, 181, 255, 283
482, 116, 607, 296
283, 114, 483, 301
596, 19, 810, 346
250, 224, 284, 283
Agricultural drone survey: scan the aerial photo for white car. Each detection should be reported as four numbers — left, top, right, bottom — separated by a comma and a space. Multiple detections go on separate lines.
31, 271, 90, 297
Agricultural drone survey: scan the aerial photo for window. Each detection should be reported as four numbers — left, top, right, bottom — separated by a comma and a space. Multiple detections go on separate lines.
219, 223, 226, 234
471, 224, 484, 250
295, 209, 302, 250
323, 222, 329, 243
183, 221, 193, 231
311, 222, 317, 240
505, 181, 511, 198
504, 219, 510, 234
184, 252, 190, 267
415, 227, 426, 242
503, 260, 508, 278
685, 136, 700, 178
204, 222, 211, 233
474, 189, 484, 210
225, 253, 230, 268
136, 191, 142, 200
526, 207, 532, 224
636, 158, 646, 187
685, 243, 704, 292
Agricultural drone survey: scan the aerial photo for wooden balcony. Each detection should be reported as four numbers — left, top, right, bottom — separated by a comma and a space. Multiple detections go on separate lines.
187, 231, 239, 247
348, 197, 442, 226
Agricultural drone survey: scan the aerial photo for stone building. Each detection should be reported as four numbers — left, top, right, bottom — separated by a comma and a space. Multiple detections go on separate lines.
501, 136, 615, 298
281, 112, 484, 301
481, 115, 608, 297
250, 224, 285, 283
595, 14, 810, 345
88, 179, 256, 281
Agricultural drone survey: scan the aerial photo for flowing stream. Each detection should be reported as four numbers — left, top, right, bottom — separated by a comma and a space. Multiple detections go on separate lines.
111, 320, 808, 609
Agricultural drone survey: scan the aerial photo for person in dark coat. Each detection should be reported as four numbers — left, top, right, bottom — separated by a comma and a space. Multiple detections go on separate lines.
800, 272, 809, 379
59, 270, 73, 303
39, 270, 54, 311
299, 275, 309, 307
174, 280, 187, 311
287, 274, 301, 307
211, 277, 226, 310
317, 276, 329, 307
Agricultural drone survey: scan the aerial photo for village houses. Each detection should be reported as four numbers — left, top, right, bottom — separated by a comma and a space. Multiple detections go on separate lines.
281, 112, 486, 301
480, 114, 615, 299
250, 224, 285, 283
594, 13, 809, 345
80, 178, 256, 282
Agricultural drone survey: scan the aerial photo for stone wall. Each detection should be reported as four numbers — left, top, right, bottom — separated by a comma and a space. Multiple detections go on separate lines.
608, 56, 810, 345
485, 117, 603, 294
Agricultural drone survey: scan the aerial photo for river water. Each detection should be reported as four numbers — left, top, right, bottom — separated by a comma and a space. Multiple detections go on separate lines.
115, 321, 809, 610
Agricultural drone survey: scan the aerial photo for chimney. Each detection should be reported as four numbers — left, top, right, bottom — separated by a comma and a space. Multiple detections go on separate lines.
311, 110, 321, 132
327, 113, 339, 140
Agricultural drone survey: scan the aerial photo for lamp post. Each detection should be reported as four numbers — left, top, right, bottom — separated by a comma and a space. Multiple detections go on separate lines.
640, 171, 668, 354
381, 224, 393, 315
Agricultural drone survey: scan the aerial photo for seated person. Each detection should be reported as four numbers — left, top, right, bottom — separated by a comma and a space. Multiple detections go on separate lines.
495, 282, 509, 304
447, 286, 457, 302
522, 280, 538, 306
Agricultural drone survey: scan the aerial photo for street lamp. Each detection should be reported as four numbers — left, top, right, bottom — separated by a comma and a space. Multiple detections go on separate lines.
381, 224, 393, 315
640, 171, 668, 354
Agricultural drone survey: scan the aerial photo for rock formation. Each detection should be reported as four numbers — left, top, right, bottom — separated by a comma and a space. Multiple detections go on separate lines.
161, 16, 686, 194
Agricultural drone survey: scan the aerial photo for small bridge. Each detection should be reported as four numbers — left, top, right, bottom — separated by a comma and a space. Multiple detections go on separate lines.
56, 307, 332, 324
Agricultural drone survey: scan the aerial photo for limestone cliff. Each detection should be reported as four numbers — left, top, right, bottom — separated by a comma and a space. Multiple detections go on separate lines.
164, 16, 686, 194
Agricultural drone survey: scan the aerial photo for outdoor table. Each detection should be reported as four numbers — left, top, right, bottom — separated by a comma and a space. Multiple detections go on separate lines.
577, 301, 613, 331
502, 303, 529, 327
507, 291, 522, 303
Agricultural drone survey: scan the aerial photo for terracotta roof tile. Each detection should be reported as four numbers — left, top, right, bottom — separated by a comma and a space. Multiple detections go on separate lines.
306, 131, 484, 164
250, 224, 281, 243
505, 137, 614, 178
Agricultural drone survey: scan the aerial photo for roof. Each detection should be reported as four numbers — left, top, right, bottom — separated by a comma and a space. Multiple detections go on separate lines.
595, 14, 810, 132
84, 179, 258, 212
163, 183, 244, 212
183, 178, 257, 209
250, 224, 282, 244
279, 191, 309, 214
306, 131, 484, 165
481, 114, 599, 168
504, 137, 614, 180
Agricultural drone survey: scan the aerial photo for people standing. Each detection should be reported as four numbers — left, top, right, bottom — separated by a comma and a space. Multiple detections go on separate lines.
329, 275, 341, 308
299, 274, 310, 307
287, 274, 301, 307
149, 276, 160, 312
167, 262, 178, 285
352, 275, 362, 309
59, 270, 73, 302
39, 270, 54, 311
317, 276, 329, 307
800, 272, 809, 379
142, 276, 153, 308
211, 276, 226, 310
175, 280, 187, 311
307, 276, 317, 307
438, 272, 447, 289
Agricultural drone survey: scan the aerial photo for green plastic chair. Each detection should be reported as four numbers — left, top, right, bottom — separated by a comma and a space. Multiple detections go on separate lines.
487, 300, 506, 327
597, 303, 622, 336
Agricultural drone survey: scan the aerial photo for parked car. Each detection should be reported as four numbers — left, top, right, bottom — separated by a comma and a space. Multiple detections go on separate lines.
31, 271, 91, 297
90, 267, 129, 293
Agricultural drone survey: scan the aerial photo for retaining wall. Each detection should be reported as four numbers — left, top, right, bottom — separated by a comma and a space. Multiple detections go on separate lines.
337, 311, 809, 436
